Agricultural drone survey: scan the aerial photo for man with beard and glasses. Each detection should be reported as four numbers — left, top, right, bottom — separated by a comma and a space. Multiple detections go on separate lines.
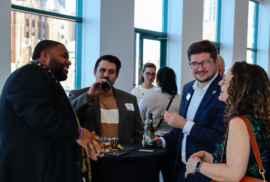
144, 40, 227, 182
179, 54, 225, 116
69, 55, 144, 145
0, 40, 108, 182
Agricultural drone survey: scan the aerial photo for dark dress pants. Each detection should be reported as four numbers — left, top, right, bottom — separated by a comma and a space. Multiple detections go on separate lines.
161, 146, 177, 182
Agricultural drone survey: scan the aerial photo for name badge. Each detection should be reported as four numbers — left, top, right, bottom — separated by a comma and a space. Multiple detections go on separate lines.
125, 103, 135, 111
186, 93, 191, 101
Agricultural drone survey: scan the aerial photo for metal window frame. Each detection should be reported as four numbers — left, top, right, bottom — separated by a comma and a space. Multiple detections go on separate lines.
134, 0, 168, 86
247, 1, 259, 64
11, 2, 83, 91
135, 28, 167, 85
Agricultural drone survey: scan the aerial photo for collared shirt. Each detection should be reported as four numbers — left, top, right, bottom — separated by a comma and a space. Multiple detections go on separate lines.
160, 72, 218, 163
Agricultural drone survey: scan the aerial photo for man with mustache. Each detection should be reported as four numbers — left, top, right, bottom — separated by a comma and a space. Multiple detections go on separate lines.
144, 40, 227, 182
0, 40, 107, 182
69, 55, 144, 144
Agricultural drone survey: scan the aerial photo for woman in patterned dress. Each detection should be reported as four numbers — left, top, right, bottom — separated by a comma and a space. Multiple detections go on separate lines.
185, 61, 270, 181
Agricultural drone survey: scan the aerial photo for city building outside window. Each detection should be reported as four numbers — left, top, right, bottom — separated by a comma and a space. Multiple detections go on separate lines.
11, 0, 82, 92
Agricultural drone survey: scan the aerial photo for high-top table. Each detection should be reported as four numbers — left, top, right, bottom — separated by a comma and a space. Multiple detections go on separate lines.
91, 143, 166, 182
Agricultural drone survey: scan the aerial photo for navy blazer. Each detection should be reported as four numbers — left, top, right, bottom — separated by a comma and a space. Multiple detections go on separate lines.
163, 74, 226, 182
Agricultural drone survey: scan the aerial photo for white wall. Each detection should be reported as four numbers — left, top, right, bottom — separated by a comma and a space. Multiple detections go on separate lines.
220, 0, 249, 72
0, 0, 11, 93
166, 0, 204, 94
81, 0, 135, 93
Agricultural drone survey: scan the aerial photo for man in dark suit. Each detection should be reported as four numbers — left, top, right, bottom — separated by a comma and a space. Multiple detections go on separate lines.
148, 40, 227, 182
0, 40, 106, 182
69, 55, 144, 143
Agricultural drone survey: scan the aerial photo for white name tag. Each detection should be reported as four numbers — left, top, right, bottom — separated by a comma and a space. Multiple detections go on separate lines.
186, 93, 191, 101
125, 103, 135, 111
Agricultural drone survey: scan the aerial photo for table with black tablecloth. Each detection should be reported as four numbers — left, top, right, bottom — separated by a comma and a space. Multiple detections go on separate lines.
91, 143, 166, 182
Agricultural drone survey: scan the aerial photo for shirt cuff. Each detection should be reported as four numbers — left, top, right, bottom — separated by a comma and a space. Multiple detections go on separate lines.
182, 120, 195, 135
160, 137, 166, 148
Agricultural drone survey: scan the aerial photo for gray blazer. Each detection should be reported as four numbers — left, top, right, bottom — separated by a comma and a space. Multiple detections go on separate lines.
179, 80, 195, 116
68, 87, 144, 143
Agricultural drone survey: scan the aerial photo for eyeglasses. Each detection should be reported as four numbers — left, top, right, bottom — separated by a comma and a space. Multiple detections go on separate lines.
144, 72, 156, 77
190, 60, 212, 70
221, 74, 229, 85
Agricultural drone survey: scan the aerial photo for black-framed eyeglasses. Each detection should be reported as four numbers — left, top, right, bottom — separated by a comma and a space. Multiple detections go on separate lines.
190, 60, 212, 70
144, 72, 156, 77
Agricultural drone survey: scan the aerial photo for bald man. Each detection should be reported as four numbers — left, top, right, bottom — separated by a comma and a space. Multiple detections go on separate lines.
217, 55, 225, 77
179, 55, 225, 116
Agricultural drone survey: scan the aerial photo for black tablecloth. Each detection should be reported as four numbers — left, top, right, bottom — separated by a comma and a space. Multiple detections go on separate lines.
91, 143, 166, 182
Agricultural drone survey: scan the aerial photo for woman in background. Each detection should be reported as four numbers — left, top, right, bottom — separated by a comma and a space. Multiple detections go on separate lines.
139, 66, 181, 182
131, 63, 156, 103
139, 66, 181, 135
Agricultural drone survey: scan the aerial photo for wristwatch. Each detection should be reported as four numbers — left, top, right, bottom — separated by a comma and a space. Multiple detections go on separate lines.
195, 160, 204, 173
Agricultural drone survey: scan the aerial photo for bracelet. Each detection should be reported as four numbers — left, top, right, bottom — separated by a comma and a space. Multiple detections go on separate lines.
76, 127, 83, 141
195, 160, 204, 173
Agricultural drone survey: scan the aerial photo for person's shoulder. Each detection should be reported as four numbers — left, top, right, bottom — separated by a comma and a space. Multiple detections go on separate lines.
185, 80, 195, 88
131, 85, 141, 93
115, 88, 137, 99
15, 64, 45, 75
69, 87, 89, 95
9, 64, 48, 82
174, 93, 181, 100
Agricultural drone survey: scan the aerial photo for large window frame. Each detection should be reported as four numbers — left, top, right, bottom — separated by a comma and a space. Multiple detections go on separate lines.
247, 0, 259, 64
11, 1, 83, 91
134, 0, 168, 86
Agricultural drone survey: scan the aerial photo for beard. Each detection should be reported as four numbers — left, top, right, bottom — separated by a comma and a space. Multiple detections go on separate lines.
195, 71, 216, 83
49, 58, 67, 81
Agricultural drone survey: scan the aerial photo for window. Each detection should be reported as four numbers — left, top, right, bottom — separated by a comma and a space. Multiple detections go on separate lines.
11, 0, 82, 91
203, 0, 221, 49
11, 0, 76, 16
246, 1, 259, 64
134, 0, 168, 87
134, 0, 163, 32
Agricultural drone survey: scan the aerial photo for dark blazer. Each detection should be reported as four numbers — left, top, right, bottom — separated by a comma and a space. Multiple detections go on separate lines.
69, 87, 144, 143
163, 74, 226, 182
179, 80, 195, 116
0, 64, 82, 182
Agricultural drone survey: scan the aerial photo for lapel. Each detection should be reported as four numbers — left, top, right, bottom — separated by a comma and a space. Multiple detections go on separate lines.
92, 95, 102, 134
113, 88, 125, 140
183, 85, 195, 118
193, 74, 222, 122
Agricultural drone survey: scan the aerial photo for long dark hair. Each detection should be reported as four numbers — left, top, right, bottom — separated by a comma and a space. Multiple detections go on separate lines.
157, 67, 177, 95
225, 61, 270, 142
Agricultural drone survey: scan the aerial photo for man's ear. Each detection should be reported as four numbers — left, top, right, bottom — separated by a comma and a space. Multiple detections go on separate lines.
156, 77, 159, 82
93, 69, 97, 76
115, 73, 119, 79
39, 51, 50, 68
215, 57, 220, 65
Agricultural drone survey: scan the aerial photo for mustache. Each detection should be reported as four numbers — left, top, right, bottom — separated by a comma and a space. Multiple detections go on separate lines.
195, 71, 207, 74
102, 76, 110, 82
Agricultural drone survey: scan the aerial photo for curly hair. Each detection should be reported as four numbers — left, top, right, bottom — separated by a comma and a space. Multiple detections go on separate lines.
225, 61, 270, 142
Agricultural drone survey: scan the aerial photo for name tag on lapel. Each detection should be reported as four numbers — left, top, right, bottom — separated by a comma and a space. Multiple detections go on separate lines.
125, 103, 135, 111
186, 93, 191, 101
